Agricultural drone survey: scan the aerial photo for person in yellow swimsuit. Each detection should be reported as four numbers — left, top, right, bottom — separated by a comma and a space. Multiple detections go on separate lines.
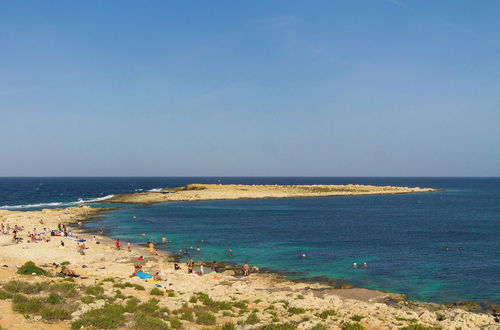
149, 242, 155, 255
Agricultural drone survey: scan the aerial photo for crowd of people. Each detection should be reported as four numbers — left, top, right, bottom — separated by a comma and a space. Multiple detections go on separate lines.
3, 219, 261, 283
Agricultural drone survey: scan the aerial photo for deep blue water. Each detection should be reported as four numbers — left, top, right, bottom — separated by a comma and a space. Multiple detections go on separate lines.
1, 177, 499, 304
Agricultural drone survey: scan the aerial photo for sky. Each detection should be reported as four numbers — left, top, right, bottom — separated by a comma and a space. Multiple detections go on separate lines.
1, 0, 499, 176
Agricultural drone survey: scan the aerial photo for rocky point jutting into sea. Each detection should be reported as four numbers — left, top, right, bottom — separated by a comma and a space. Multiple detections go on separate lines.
102, 183, 438, 204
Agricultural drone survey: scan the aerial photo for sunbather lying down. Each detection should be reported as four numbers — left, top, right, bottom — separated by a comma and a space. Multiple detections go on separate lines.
61, 266, 79, 278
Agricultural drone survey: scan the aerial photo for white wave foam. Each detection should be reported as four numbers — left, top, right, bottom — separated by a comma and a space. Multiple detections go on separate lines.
0, 194, 114, 210
147, 188, 163, 192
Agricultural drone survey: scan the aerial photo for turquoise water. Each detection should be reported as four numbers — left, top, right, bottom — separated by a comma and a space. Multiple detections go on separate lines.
1, 177, 499, 304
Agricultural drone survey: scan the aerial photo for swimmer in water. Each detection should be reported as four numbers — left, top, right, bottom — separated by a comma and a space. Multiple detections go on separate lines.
353, 262, 357, 268
301, 253, 307, 258
162, 236, 167, 244
228, 249, 233, 257
363, 262, 367, 268
140, 233, 146, 236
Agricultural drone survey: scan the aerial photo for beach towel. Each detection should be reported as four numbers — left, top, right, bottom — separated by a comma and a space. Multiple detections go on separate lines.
135, 272, 152, 279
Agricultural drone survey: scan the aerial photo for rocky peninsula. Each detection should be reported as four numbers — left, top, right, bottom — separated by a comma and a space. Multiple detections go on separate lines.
103, 183, 438, 205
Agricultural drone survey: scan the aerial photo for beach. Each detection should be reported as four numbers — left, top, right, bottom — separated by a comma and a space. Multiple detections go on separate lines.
0, 185, 498, 329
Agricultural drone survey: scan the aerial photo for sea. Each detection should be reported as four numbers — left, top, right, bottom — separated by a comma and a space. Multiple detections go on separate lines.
0, 177, 498, 305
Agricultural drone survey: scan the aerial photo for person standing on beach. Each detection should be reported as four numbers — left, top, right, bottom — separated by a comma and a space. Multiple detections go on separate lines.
115, 239, 120, 250
212, 261, 219, 273
127, 241, 131, 252
187, 258, 194, 274
149, 242, 155, 255
243, 263, 250, 276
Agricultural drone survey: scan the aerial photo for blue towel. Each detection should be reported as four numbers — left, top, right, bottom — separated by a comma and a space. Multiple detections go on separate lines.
135, 272, 152, 279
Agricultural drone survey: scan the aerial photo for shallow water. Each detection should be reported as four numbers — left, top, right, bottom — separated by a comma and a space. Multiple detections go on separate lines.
1, 177, 499, 303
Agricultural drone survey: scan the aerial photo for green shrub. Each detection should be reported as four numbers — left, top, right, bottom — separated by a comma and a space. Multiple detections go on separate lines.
78, 303, 126, 328
12, 294, 29, 303
402, 324, 434, 330
113, 282, 145, 290
134, 313, 170, 330
133, 284, 146, 291
102, 277, 116, 283
13, 298, 44, 314
71, 320, 84, 329
221, 322, 236, 330
0, 290, 12, 300
50, 282, 78, 297
180, 309, 193, 321
61, 261, 71, 266
46, 293, 63, 305
114, 290, 127, 300
85, 285, 105, 296
3, 280, 44, 294
311, 324, 328, 330
260, 323, 297, 330
124, 296, 140, 312
288, 307, 305, 314
342, 322, 366, 330
193, 292, 232, 311
245, 312, 260, 325
351, 315, 364, 322
136, 299, 167, 319
81, 296, 96, 304
41, 306, 71, 320
319, 309, 336, 319
170, 317, 182, 329
150, 288, 164, 296
233, 300, 248, 309
196, 310, 216, 325
17, 261, 48, 276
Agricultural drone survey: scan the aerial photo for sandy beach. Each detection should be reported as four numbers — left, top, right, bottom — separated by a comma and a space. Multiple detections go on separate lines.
0, 198, 497, 329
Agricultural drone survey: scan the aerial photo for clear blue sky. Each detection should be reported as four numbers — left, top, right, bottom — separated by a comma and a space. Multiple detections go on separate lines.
1, 0, 499, 176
